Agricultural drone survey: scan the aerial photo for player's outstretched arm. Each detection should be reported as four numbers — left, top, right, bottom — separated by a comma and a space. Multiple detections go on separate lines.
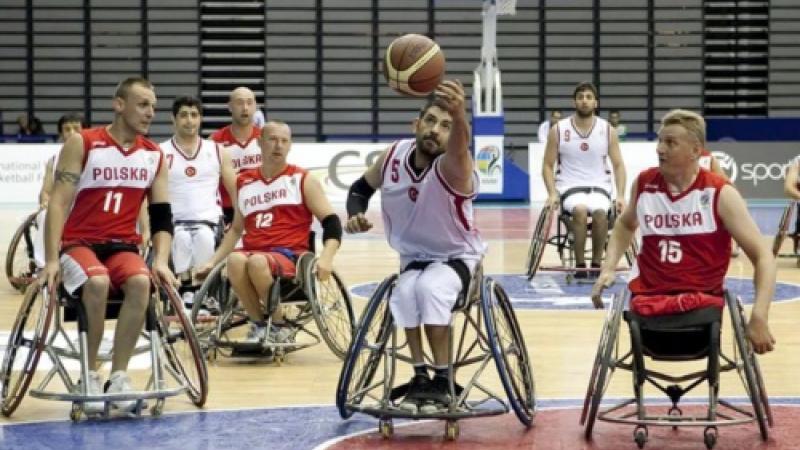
438, 79, 474, 195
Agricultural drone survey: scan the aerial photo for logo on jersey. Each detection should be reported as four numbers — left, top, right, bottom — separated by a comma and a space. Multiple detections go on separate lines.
700, 191, 710, 207
712, 151, 737, 182
408, 186, 419, 202
580, 142, 589, 152
185, 166, 196, 177
476, 145, 502, 176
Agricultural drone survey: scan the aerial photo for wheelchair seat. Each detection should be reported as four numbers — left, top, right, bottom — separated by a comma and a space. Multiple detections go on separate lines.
625, 307, 722, 361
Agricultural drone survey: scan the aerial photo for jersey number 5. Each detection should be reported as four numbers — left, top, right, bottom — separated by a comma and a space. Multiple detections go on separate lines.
658, 239, 682, 264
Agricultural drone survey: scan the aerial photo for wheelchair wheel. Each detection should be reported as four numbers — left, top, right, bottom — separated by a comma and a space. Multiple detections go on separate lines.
772, 203, 795, 256
335, 274, 396, 419
5, 211, 39, 293
581, 291, 625, 437
191, 262, 230, 346
1, 283, 56, 416
526, 204, 555, 280
727, 294, 769, 440
156, 282, 209, 407
624, 237, 639, 267
482, 277, 536, 426
306, 259, 355, 360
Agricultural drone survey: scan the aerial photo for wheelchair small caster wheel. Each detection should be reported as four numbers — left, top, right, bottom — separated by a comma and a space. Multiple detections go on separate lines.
379, 418, 393, 438
445, 420, 459, 441
668, 405, 682, 430
151, 398, 165, 417
704, 426, 718, 449
633, 425, 648, 449
70, 403, 82, 422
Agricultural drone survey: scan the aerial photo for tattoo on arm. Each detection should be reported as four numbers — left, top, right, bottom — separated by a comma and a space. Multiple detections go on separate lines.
54, 170, 80, 185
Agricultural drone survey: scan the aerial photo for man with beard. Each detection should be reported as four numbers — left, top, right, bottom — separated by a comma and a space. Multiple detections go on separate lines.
211, 87, 262, 224
542, 81, 626, 278
345, 80, 486, 414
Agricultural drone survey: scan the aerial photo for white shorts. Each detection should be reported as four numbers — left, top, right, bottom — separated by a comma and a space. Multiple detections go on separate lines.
172, 222, 217, 274
389, 259, 478, 328
561, 191, 611, 215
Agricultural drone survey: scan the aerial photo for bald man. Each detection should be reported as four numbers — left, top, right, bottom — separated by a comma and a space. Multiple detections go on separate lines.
210, 87, 263, 222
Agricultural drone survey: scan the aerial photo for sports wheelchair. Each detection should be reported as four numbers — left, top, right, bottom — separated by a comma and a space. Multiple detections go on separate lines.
5, 209, 40, 293
336, 263, 535, 441
771, 201, 800, 265
580, 289, 772, 449
190, 251, 355, 363
0, 277, 208, 420
525, 202, 637, 282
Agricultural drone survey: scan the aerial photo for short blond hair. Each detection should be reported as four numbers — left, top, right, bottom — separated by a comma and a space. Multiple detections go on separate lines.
660, 109, 706, 145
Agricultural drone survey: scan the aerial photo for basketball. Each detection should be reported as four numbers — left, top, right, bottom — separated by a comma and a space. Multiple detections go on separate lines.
383, 34, 446, 97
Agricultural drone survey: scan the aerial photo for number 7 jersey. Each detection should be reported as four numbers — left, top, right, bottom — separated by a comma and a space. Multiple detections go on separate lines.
628, 167, 731, 296
62, 127, 163, 246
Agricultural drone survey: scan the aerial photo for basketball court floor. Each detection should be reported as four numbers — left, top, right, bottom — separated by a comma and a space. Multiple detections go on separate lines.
0, 203, 798, 449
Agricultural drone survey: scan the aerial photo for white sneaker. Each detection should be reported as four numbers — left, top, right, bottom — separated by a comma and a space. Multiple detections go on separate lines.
244, 323, 268, 344
182, 291, 195, 310
106, 370, 140, 412
79, 370, 105, 414
268, 324, 294, 344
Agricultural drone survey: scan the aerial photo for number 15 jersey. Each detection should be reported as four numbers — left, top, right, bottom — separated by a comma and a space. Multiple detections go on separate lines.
62, 127, 163, 246
628, 167, 731, 296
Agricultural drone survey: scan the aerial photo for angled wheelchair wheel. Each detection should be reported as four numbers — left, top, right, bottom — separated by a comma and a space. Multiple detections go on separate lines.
156, 281, 209, 407
482, 277, 536, 426
624, 236, 639, 267
191, 262, 231, 348
1, 283, 56, 416
5, 211, 39, 293
581, 291, 626, 437
306, 259, 355, 360
727, 294, 770, 440
772, 202, 795, 257
336, 274, 396, 419
526, 204, 555, 280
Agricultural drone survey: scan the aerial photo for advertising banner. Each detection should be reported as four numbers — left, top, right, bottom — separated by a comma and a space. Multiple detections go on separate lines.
473, 135, 504, 194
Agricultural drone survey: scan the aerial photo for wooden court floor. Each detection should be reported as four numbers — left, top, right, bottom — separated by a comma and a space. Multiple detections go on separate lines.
0, 205, 798, 424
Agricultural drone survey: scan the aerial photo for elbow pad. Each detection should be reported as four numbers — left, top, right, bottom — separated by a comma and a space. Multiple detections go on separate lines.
346, 176, 376, 218
148, 202, 174, 235
321, 214, 343, 243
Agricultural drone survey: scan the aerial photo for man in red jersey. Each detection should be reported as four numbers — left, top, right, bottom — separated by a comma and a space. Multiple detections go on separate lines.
199, 120, 342, 345
592, 109, 775, 355
43, 77, 177, 412
210, 87, 262, 223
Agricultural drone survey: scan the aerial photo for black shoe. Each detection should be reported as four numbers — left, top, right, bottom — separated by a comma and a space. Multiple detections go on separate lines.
588, 262, 602, 279
573, 263, 588, 279
398, 374, 431, 413
419, 376, 452, 413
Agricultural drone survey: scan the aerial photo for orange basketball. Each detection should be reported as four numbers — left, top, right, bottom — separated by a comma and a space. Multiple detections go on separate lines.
383, 34, 446, 97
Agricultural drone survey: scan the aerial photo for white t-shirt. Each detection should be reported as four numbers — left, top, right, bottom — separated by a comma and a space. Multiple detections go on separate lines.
554, 116, 613, 193
160, 137, 222, 223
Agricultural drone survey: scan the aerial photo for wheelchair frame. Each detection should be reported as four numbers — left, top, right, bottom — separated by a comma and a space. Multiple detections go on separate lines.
5, 209, 40, 293
525, 203, 638, 282
0, 278, 209, 420
580, 290, 772, 449
772, 201, 800, 266
190, 252, 355, 363
336, 266, 535, 441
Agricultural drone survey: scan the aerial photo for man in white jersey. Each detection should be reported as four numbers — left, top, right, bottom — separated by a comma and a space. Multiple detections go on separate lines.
542, 82, 626, 278
592, 109, 774, 354
346, 80, 485, 413
537, 109, 561, 144
160, 96, 236, 310
211, 87, 263, 224
42, 77, 178, 412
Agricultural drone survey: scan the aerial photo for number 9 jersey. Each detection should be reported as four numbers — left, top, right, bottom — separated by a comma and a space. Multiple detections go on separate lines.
628, 167, 732, 296
62, 127, 163, 246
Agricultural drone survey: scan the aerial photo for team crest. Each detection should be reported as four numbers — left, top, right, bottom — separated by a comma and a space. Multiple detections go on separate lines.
580, 142, 589, 152
699, 191, 710, 207
408, 186, 419, 202
185, 166, 197, 177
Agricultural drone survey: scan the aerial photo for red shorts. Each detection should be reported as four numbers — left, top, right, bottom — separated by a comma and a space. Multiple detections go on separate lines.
60, 245, 150, 294
231, 250, 297, 278
631, 292, 725, 317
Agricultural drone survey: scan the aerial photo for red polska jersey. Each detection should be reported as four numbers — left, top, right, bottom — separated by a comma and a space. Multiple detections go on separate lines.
211, 125, 262, 208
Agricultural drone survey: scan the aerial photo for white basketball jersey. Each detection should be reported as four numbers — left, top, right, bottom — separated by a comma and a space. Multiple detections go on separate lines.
160, 137, 222, 222
380, 139, 486, 265
554, 116, 612, 193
